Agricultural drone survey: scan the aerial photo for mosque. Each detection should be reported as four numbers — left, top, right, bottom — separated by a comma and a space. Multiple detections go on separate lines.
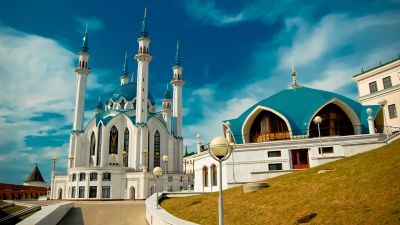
51, 10, 191, 200
190, 59, 400, 192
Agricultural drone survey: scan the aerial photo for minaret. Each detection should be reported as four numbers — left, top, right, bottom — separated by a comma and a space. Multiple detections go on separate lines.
134, 8, 152, 123
94, 96, 103, 115
161, 84, 172, 132
73, 26, 91, 131
171, 41, 184, 137
120, 52, 130, 85
291, 63, 299, 88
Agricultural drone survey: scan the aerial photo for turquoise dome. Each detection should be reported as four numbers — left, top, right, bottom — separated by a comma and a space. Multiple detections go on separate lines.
108, 82, 156, 105
225, 86, 380, 144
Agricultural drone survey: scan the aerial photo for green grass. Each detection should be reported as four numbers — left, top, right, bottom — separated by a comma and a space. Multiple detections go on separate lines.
0, 201, 6, 207
161, 139, 400, 225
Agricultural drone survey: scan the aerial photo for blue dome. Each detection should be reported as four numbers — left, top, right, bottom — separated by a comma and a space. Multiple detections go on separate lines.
225, 86, 380, 144
108, 82, 156, 105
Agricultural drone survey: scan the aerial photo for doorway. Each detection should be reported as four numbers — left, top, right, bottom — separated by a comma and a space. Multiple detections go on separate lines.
291, 149, 309, 169
129, 186, 135, 200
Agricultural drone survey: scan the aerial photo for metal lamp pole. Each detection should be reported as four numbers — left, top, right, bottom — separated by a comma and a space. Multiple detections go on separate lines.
152, 167, 163, 208
208, 136, 235, 225
162, 155, 169, 191
313, 116, 323, 157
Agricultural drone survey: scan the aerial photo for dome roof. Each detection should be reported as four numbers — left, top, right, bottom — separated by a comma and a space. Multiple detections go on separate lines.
109, 82, 156, 105
225, 86, 380, 144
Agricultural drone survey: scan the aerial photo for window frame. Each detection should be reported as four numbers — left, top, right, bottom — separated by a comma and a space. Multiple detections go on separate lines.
90, 172, 98, 181
369, 81, 378, 94
268, 163, 283, 171
102, 186, 110, 198
318, 146, 334, 154
89, 186, 97, 198
79, 173, 86, 181
382, 76, 392, 89
78, 186, 85, 198
103, 172, 111, 181
388, 104, 397, 119
268, 151, 282, 157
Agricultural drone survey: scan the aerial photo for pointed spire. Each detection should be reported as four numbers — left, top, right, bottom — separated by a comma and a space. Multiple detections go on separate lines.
291, 61, 299, 88
174, 40, 182, 66
80, 25, 89, 53
131, 72, 135, 82
95, 96, 103, 110
122, 52, 128, 76
140, 7, 149, 38
163, 83, 172, 100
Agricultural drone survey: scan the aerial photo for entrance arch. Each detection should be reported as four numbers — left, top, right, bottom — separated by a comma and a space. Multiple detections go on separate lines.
129, 186, 135, 200
309, 103, 356, 137
58, 188, 63, 199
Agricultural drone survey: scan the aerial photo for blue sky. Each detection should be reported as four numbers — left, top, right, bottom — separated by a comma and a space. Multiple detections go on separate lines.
0, 0, 399, 185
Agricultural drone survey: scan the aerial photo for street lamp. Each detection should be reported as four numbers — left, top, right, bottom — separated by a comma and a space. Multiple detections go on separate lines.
162, 155, 169, 192
209, 136, 235, 225
378, 99, 389, 139
313, 116, 323, 157
51, 155, 57, 200
152, 167, 163, 208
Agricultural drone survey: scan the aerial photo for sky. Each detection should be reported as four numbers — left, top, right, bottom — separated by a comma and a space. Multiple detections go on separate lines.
0, 0, 399, 185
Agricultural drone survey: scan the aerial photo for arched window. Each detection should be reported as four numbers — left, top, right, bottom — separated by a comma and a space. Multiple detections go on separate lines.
123, 128, 129, 167
250, 111, 290, 143
96, 124, 102, 166
153, 131, 160, 167
109, 126, 118, 154
211, 164, 217, 186
203, 166, 209, 187
90, 132, 96, 156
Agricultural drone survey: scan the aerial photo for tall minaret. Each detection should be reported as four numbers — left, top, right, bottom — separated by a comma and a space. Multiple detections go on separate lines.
134, 8, 152, 123
171, 41, 184, 137
161, 84, 172, 132
73, 26, 91, 131
120, 52, 129, 85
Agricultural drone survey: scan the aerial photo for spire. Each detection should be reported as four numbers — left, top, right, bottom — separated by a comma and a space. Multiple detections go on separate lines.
140, 7, 149, 38
130, 72, 135, 82
122, 52, 128, 76
163, 83, 172, 99
80, 24, 89, 53
174, 40, 181, 66
291, 61, 299, 88
24, 164, 45, 183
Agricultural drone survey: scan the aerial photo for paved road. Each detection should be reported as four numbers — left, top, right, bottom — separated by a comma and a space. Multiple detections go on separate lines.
57, 201, 147, 225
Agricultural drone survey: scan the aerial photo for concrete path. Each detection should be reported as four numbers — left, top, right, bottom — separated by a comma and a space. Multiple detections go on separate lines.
57, 201, 147, 225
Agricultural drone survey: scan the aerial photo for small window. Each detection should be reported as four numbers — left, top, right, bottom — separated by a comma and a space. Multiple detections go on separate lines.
79, 173, 86, 181
103, 172, 111, 181
319, 146, 334, 154
268, 163, 283, 171
180, 176, 183, 182
168, 176, 172, 182
90, 173, 98, 181
89, 186, 97, 198
78, 186, 85, 198
268, 151, 281, 157
383, 76, 392, 89
388, 104, 397, 119
72, 174, 76, 181
102, 186, 110, 198
71, 187, 76, 198
369, 81, 378, 94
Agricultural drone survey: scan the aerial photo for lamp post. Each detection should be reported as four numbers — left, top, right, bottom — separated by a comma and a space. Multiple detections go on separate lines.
142, 148, 148, 172
162, 155, 169, 191
313, 116, 323, 157
51, 155, 57, 200
378, 99, 389, 139
209, 136, 235, 225
152, 167, 163, 208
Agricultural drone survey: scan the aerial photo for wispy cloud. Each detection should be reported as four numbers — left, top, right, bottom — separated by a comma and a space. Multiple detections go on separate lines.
74, 16, 105, 32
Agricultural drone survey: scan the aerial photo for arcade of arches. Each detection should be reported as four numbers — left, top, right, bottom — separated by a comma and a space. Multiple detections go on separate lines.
0, 183, 47, 200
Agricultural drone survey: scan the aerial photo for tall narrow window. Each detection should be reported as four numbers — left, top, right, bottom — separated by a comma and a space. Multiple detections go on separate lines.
211, 164, 217, 186
388, 104, 397, 119
383, 76, 392, 89
109, 126, 118, 154
123, 128, 129, 167
369, 81, 378, 94
90, 132, 96, 156
96, 124, 102, 166
154, 131, 160, 167
203, 166, 209, 187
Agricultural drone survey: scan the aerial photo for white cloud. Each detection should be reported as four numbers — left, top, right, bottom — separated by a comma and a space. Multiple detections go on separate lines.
74, 16, 105, 32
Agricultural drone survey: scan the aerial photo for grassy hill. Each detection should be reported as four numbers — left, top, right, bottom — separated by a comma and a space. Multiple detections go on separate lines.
161, 140, 400, 225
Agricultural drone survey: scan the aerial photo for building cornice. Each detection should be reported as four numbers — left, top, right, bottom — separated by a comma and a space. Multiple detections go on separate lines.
353, 58, 400, 81
359, 84, 400, 103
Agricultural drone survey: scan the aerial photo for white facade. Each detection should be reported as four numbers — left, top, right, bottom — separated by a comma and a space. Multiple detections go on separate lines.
353, 57, 400, 128
52, 11, 190, 200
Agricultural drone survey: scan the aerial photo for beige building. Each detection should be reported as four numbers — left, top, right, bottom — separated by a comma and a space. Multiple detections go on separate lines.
353, 57, 400, 129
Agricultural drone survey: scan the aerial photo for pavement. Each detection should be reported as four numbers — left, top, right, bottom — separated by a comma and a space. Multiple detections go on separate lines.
15, 200, 147, 225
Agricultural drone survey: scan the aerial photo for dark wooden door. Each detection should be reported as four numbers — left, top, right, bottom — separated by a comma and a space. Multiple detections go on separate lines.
291, 149, 310, 169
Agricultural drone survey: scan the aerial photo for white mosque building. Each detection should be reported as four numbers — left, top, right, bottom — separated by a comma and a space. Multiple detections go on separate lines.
191, 64, 400, 192
51, 10, 191, 200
